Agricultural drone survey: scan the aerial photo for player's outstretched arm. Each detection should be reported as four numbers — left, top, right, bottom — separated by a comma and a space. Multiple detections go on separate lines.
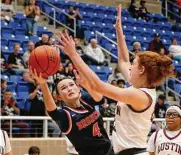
74, 70, 103, 102
56, 32, 150, 111
29, 67, 56, 111
115, 5, 131, 82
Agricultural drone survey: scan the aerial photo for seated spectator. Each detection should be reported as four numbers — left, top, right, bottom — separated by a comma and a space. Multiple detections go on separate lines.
20, 69, 34, 83
108, 66, 124, 83
23, 41, 35, 68
1, 0, 15, 22
148, 33, 167, 54
53, 64, 65, 83
25, 0, 40, 36
7, 43, 25, 75
64, 62, 75, 79
169, 38, 181, 61
66, 6, 84, 39
154, 94, 169, 118
84, 39, 106, 66
1, 79, 7, 98
117, 79, 126, 88
1, 89, 29, 137
35, 34, 50, 48
29, 80, 60, 137
74, 37, 84, 56
128, 0, 139, 18
130, 41, 141, 62
138, 0, 150, 21
28, 146, 40, 155
1, 51, 7, 73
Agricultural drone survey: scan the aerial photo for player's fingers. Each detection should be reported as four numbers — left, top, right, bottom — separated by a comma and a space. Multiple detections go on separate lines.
117, 4, 121, 18
59, 32, 69, 44
64, 29, 71, 41
39, 72, 42, 79
56, 36, 66, 47
33, 68, 38, 77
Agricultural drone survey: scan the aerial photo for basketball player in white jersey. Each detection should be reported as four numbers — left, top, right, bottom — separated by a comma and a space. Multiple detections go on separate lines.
147, 105, 181, 155
55, 5, 175, 155
0, 129, 13, 155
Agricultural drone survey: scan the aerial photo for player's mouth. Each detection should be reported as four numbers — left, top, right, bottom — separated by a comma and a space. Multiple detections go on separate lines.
167, 120, 174, 124
68, 92, 75, 97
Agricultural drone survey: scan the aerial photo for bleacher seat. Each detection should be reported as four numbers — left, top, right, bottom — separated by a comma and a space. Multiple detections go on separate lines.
18, 92, 29, 99
2, 27, 14, 35
7, 82, 17, 92
15, 28, 26, 35
17, 82, 30, 93
10, 75, 22, 83
1, 75, 9, 81
16, 98, 25, 110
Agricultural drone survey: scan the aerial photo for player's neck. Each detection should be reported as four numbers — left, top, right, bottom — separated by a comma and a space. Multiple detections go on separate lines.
68, 99, 81, 108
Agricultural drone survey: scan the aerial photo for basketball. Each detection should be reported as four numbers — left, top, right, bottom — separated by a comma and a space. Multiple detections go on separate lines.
29, 45, 60, 78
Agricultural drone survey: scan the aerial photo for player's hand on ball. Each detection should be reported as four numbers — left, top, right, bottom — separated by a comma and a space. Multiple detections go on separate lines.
29, 66, 46, 85
56, 30, 76, 56
115, 4, 122, 30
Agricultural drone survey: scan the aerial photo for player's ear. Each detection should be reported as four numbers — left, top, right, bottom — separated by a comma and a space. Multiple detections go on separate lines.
57, 95, 63, 101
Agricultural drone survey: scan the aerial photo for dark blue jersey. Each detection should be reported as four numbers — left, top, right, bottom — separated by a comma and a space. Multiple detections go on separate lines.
49, 93, 114, 155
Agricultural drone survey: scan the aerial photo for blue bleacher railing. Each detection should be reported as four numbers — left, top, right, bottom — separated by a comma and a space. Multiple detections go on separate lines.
163, 0, 181, 22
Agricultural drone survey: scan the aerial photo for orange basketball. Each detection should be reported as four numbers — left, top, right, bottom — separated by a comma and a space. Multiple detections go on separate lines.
29, 45, 60, 78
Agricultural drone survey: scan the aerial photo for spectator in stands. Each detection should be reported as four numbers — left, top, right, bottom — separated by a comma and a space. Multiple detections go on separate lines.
148, 33, 167, 54
28, 146, 40, 155
7, 43, 25, 75
1, 89, 29, 137
66, 6, 84, 39
128, 0, 139, 18
1, 79, 7, 98
154, 94, 169, 118
1, 0, 15, 22
169, 38, 181, 61
25, 0, 40, 36
1, 51, 7, 74
110, 79, 117, 87
108, 66, 124, 83
0, 129, 13, 155
74, 37, 84, 56
23, 41, 35, 68
138, 0, 150, 21
117, 79, 126, 88
35, 34, 50, 48
29, 80, 60, 137
84, 39, 106, 66
53, 64, 65, 83
20, 69, 34, 83
130, 41, 141, 62
64, 62, 75, 79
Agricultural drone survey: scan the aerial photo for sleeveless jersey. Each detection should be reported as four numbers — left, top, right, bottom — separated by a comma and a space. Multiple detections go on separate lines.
112, 88, 156, 153
63, 98, 112, 155
151, 129, 181, 155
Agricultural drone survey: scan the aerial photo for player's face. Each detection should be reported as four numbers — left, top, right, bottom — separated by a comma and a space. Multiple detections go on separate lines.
165, 109, 181, 130
57, 79, 80, 102
129, 56, 143, 86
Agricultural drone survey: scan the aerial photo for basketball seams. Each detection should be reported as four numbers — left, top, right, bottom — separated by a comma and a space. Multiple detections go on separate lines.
33, 48, 47, 75
43, 46, 50, 75
48, 51, 60, 75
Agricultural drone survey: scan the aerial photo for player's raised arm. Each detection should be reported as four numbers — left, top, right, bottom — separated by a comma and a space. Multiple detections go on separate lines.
56, 31, 151, 110
29, 68, 56, 111
115, 5, 131, 82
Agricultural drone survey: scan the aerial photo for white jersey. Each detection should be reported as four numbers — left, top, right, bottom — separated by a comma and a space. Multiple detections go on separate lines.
112, 88, 156, 153
147, 129, 181, 155
0, 130, 12, 154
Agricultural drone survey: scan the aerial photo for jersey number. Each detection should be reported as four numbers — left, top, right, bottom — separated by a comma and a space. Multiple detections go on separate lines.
93, 122, 102, 137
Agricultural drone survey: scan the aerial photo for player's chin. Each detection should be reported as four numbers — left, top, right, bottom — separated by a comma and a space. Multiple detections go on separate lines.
67, 94, 79, 100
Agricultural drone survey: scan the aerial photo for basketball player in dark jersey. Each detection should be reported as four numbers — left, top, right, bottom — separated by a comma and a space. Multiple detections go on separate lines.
30, 68, 114, 155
